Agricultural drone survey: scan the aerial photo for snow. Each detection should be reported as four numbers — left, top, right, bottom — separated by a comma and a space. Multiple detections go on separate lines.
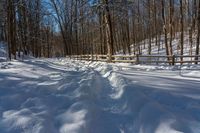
0, 56, 200, 133
116, 31, 199, 65
1, 35, 200, 133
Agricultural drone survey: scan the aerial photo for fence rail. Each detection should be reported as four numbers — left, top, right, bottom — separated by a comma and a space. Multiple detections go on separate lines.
69, 54, 200, 65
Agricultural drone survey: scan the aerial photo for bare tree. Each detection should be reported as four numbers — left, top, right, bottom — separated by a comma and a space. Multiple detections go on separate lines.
180, 0, 184, 64
161, 0, 170, 61
195, 0, 200, 64
103, 0, 114, 62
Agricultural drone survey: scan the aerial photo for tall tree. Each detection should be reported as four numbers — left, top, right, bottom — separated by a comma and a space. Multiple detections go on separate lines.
103, 0, 114, 62
7, 0, 17, 59
180, 0, 184, 63
169, 0, 174, 57
147, 0, 152, 55
161, 0, 170, 62
195, 0, 200, 64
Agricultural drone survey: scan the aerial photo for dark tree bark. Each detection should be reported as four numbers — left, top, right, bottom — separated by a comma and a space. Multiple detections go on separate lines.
161, 0, 170, 63
180, 0, 184, 64
195, 0, 200, 64
103, 0, 114, 62
169, 0, 174, 57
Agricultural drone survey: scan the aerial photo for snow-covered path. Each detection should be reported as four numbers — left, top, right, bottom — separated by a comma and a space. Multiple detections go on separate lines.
0, 59, 111, 133
107, 67, 200, 133
0, 59, 200, 133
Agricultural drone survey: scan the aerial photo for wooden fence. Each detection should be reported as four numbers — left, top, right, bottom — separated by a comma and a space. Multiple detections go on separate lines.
69, 54, 200, 65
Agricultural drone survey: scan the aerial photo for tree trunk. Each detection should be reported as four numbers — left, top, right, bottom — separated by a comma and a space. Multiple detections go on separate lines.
103, 0, 114, 62
195, 0, 200, 64
161, 0, 170, 63
7, 0, 17, 60
180, 0, 184, 64
169, 0, 174, 56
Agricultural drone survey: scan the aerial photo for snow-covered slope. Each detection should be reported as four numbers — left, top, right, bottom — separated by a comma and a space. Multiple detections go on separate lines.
130, 32, 197, 56
116, 32, 199, 65
0, 57, 200, 133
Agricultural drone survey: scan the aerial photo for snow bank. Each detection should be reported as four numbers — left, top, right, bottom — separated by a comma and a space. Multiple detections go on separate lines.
87, 60, 200, 133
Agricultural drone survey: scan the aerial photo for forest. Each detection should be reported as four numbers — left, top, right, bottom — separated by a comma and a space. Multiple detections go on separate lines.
0, 0, 200, 62
1, 1, 200, 133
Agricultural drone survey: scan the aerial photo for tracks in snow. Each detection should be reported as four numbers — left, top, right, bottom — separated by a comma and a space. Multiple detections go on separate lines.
1, 59, 200, 133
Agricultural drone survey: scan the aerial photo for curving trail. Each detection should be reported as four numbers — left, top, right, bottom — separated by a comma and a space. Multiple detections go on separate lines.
0, 58, 200, 133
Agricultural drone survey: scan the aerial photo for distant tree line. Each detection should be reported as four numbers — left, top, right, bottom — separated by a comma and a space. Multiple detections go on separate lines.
0, 0, 57, 59
0, 0, 200, 63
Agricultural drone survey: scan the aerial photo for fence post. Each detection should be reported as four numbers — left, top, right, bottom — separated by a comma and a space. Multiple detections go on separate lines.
136, 54, 139, 64
91, 54, 93, 62
172, 55, 175, 65
107, 54, 112, 62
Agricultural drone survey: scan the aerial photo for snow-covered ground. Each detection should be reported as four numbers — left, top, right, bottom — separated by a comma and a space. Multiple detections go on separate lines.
116, 31, 199, 65
0, 57, 200, 133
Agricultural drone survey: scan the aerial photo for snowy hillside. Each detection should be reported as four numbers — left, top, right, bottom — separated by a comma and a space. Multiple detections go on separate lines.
115, 31, 199, 65
132, 32, 197, 56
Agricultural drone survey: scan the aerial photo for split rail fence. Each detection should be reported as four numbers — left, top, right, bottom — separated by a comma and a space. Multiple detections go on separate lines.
69, 54, 200, 65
